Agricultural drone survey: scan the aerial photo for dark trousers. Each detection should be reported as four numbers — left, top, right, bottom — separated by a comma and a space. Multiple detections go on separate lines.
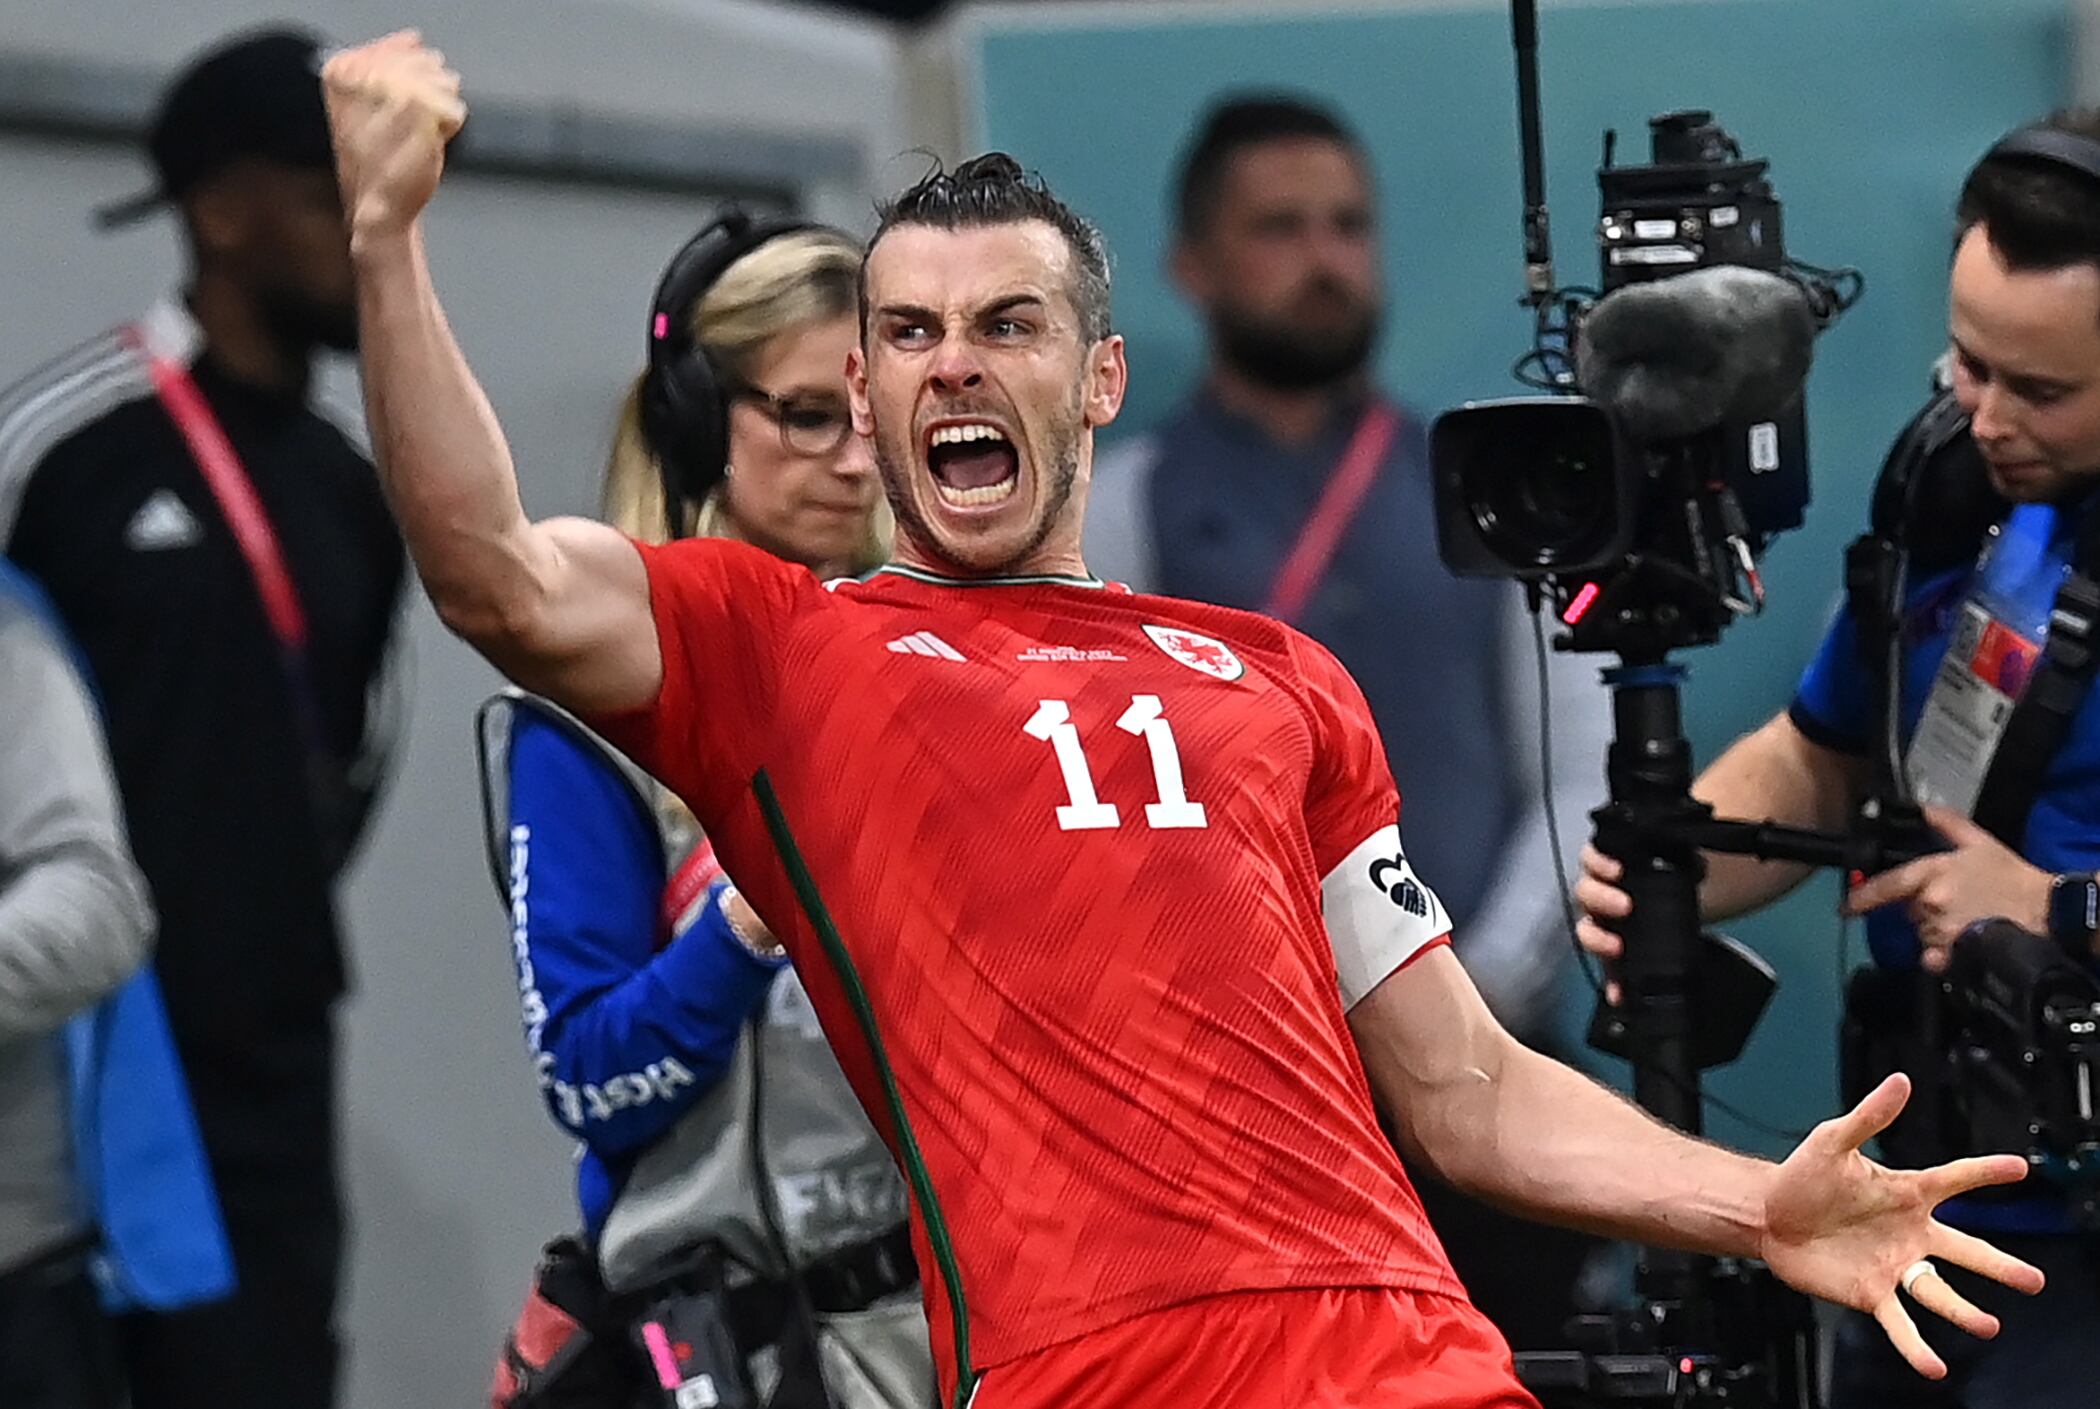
122, 1019, 344, 1409
1830, 1231, 2100, 1409
0, 1240, 124, 1409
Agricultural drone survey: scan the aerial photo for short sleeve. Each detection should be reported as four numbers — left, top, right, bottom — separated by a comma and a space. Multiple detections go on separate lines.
1295, 633, 1401, 869
1790, 596, 1871, 754
583, 537, 820, 823
1292, 633, 1453, 1006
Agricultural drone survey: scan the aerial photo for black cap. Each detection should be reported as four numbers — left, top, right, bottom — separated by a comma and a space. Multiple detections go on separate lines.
95, 26, 334, 230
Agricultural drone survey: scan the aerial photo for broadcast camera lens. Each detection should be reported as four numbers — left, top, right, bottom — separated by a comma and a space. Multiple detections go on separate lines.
1432, 398, 1627, 577
1471, 447, 1612, 564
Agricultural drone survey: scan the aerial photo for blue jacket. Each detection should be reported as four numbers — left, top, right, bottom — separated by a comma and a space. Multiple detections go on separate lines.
493, 701, 786, 1235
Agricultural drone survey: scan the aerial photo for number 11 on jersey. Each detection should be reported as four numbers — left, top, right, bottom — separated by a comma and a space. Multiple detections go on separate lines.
1024, 696, 1208, 832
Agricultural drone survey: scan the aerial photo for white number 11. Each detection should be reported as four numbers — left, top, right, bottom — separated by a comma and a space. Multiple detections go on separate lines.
1023, 695, 1208, 832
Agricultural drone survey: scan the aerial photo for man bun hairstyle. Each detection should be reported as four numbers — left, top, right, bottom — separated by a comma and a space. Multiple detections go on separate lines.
865, 152, 1113, 343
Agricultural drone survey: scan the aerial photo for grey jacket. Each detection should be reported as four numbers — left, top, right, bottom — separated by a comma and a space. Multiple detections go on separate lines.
0, 577, 153, 1271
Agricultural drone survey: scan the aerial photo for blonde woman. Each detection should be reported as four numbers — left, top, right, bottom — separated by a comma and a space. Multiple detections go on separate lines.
480, 214, 927, 1409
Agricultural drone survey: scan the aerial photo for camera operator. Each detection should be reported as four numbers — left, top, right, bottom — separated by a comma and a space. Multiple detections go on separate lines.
1577, 109, 2100, 1409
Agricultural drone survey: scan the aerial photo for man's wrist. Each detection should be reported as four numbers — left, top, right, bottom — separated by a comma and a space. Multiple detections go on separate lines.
1723, 1156, 1782, 1264
1633, 1144, 1774, 1263
348, 218, 423, 269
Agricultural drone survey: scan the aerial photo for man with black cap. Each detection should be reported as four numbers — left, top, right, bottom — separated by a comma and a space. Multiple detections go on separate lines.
0, 26, 406, 1409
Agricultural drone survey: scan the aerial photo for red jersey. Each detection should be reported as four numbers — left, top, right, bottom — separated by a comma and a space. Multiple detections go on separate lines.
591, 540, 1468, 1405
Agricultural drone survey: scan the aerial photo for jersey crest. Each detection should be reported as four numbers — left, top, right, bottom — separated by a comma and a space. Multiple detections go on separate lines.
1142, 623, 1245, 682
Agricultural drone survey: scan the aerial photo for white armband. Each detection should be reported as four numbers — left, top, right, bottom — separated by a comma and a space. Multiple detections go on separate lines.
1323, 823, 1452, 1008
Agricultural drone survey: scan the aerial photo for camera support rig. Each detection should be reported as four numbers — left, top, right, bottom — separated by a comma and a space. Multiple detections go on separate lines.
1516, 639, 1939, 1407
1485, 11, 1910, 1401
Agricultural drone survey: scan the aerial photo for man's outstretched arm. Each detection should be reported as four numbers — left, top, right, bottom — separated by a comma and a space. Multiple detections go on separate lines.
324, 33, 658, 714
1350, 946, 2045, 1381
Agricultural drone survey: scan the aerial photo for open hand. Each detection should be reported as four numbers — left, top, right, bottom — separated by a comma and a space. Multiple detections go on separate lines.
1760, 1073, 2045, 1379
1843, 805, 2051, 971
322, 31, 465, 244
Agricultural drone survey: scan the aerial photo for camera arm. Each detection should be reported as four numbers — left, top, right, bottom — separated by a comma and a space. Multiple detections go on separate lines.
1673, 803, 1941, 875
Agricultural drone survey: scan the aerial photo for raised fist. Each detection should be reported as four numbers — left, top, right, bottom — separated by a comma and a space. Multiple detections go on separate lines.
322, 31, 465, 243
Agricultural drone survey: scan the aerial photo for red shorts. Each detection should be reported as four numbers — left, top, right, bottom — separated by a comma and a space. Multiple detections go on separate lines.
969, 1286, 1540, 1409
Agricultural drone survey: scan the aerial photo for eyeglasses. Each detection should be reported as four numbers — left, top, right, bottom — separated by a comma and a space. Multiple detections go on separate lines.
733, 383, 854, 457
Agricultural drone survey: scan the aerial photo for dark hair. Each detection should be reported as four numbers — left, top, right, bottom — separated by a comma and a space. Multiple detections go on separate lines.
1956, 108, 2100, 274
864, 152, 1113, 342
1175, 94, 1363, 238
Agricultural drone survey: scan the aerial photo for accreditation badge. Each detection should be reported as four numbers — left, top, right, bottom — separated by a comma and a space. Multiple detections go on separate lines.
1905, 600, 2043, 814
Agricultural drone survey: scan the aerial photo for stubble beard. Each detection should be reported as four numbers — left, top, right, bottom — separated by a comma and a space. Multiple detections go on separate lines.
873, 389, 1085, 576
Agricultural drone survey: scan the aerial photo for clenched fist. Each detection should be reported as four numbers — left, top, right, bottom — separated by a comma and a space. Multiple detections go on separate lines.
322, 31, 465, 244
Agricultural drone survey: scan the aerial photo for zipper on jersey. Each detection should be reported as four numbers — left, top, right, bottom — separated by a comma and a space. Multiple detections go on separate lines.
751, 770, 979, 1408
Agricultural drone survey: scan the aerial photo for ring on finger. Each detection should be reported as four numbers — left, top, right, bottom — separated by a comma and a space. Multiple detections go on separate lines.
1900, 1259, 1936, 1296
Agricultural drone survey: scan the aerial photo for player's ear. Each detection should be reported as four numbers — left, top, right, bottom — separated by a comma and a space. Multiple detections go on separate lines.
1083, 333, 1126, 431
847, 344, 874, 437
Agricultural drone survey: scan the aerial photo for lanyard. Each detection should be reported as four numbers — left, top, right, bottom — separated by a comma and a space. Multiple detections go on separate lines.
124, 325, 323, 746
1261, 400, 1402, 625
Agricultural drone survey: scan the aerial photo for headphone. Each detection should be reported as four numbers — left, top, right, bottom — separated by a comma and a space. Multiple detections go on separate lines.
639, 207, 816, 537
1984, 124, 2100, 187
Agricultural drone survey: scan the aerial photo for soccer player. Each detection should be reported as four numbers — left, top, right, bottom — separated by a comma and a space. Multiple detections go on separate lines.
323, 33, 2045, 1409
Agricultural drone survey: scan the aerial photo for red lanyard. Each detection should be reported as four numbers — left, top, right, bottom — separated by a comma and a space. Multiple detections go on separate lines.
1261, 400, 1402, 625
125, 325, 322, 744
126, 327, 310, 650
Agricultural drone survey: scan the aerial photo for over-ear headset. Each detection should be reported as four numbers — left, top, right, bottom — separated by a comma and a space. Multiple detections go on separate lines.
638, 207, 816, 537
1984, 124, 2100, 188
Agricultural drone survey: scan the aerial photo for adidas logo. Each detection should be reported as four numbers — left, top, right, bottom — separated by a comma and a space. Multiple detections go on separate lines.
885, 631, 965, 661
125, 489, 202, 551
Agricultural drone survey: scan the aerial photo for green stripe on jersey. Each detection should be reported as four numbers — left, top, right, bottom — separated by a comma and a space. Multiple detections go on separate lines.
751, 770, 980, 1406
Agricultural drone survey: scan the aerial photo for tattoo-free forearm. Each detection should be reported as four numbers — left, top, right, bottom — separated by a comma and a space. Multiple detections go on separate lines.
347, 228, 658, 713
349, 226, 548, 644
1355, 948, 1774, 1258
1448, 1038, 1775, 1254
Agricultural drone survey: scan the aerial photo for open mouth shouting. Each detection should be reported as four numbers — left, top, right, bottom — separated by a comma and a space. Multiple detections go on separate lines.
926, 420, 1020, 509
